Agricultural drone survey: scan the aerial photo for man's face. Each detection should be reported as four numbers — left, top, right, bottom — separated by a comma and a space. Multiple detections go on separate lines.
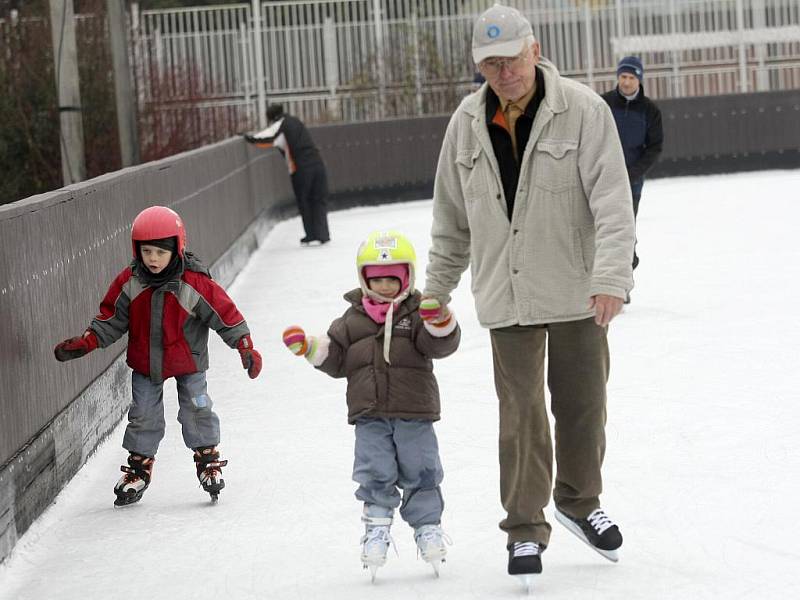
617, 72, 640, 96
478, 42, 540, 102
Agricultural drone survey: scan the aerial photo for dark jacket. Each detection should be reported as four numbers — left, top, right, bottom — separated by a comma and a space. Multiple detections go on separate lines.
317, 289, 460, 424
601, 85, 664, 183
245, 114, 324, 172
90, 254, 250, 384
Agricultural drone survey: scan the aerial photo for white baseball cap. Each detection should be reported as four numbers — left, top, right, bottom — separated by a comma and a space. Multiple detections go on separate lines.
472, 4, 534, 64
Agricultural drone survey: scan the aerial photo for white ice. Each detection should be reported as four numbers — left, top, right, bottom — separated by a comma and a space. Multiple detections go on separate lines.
2, 169, 799, 599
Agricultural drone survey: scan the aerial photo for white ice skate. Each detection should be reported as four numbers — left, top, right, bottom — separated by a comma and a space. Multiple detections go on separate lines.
414, 524, 452, 577
360, 514, 397, 583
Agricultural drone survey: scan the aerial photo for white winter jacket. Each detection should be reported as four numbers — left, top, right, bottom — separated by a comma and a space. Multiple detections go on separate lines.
424, 58, 635, 329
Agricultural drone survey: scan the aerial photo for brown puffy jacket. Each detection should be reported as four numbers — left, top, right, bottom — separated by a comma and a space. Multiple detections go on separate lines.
317, 289, 460, 423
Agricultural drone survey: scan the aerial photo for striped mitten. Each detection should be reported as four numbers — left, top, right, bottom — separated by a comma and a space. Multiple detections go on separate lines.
419, 298, 452, 327
282, 325, 319, 360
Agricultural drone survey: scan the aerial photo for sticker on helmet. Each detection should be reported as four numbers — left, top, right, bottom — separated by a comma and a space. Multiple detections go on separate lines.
373, 234, 398, 249
378, 249, 392, 261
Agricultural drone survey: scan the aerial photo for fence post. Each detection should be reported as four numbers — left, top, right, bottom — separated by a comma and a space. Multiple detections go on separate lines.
583, 1, 594, 88
251, 0, 267, 127
752, 0, 768, 91
240, 21, 253, 126
372, 0, 386, 119
412, 10, 423, 116
736, 0, 748, 93
324, 16, 340, 120
48, 0, 86, 185
669, 0, 682, 97
130, 3, 145, 109
107, 0, 140, 167
614, 0, 624, 49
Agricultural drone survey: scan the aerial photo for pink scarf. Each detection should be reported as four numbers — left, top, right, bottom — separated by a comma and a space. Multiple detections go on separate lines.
361, 296, 392, 323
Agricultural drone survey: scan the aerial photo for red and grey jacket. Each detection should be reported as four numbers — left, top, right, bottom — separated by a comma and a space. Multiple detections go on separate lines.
89, 256, 250, 383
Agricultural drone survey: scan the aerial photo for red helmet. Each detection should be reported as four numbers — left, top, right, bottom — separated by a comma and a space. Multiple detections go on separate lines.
131, 206, 186, 257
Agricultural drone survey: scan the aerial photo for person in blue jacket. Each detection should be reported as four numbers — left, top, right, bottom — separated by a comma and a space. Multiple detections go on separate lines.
601, 57, 664, 284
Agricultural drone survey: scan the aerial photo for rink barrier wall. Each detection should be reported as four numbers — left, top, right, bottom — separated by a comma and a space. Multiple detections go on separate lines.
1, 88, 799, 563
648, 88, 800, 177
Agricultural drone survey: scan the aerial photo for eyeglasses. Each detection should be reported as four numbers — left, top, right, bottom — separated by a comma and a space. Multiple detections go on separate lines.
479, 52, 528, 77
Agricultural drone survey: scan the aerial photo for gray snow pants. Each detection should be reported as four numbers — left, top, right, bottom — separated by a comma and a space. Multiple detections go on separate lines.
123, 370, 220, 457
353, 418, 444, 528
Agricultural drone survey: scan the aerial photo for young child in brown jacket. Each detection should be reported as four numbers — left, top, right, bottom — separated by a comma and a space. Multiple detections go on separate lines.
282, 230, 460, 580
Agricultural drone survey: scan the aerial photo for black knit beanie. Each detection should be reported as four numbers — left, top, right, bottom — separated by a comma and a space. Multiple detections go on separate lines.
140, 237, 178, 253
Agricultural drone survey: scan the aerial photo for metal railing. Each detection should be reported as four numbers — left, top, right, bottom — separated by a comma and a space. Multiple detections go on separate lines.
130, 0, 800, 136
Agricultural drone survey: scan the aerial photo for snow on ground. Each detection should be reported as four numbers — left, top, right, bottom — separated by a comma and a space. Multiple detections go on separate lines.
2, 169, 800, 599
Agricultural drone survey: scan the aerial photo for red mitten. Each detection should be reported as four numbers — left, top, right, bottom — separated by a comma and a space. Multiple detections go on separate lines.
54, 330, 99, 362
236, 335, 262, 379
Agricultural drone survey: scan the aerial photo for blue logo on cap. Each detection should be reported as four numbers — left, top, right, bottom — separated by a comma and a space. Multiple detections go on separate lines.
487, 25, 501, 38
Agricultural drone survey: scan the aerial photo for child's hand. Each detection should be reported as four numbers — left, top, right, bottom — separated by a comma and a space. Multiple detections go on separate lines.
282, 326, 318, 359
236, 335, 262, 379
54, 330, 98, 362
419, 298, 450, 324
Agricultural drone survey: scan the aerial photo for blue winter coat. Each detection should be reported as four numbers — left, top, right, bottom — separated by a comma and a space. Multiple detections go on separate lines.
601, 85, 664, 183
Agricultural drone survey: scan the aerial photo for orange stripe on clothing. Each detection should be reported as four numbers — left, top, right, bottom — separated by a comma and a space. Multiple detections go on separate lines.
492, 107, 509, 132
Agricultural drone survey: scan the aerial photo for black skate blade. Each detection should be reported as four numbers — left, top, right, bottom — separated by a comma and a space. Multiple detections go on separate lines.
113, 490, 144, 507
554, 508, 620, 563
201, 479, 225, 495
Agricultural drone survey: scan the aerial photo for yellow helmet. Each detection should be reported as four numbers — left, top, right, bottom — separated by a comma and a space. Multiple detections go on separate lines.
356, 230, 416, 300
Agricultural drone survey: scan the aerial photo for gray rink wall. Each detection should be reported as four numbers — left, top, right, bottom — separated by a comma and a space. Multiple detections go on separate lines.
1, 91, 799, 564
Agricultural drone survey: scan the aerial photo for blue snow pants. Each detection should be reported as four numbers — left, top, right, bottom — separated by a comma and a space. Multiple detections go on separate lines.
123, 370, 220, 457
353, 418, 444, 528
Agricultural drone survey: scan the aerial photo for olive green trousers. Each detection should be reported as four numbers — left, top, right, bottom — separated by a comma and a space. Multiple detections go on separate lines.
489, 317, 610, 548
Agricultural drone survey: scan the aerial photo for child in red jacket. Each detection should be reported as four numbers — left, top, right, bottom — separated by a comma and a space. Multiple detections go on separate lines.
54, 206, 262, 506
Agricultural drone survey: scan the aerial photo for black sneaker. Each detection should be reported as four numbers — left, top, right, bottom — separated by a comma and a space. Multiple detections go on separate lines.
507, 541, 542, 575
554, 507, 622, 562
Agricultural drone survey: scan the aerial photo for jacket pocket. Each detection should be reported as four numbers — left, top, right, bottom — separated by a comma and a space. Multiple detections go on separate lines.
533, 139, 579, 192
572, 225, 596, 275
455, 147, 488, 202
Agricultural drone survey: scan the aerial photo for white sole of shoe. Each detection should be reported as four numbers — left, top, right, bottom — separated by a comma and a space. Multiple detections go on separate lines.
554, 508, 620, 563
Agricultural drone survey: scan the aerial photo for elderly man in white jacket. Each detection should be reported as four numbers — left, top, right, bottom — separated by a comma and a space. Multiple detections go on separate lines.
423, 3, 635, 582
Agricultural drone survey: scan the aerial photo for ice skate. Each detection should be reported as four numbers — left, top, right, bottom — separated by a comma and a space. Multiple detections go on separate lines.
360, 513, 397, 583
193, 446, 228, 502
414, 524, 452, 577
554, 507, 622, 562
113, 453, 154, 507
508, 541, 542, 595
